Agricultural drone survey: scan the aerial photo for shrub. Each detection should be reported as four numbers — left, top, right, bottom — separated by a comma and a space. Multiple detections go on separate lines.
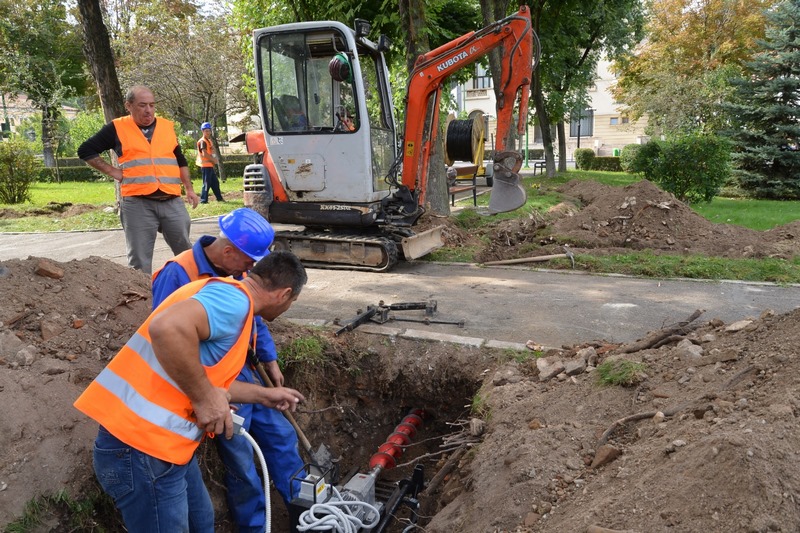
574, 148, 595, 170
592, 156, 622, 172
0, 138, 42, 203
619, 144, 643, 172
637, 134, 731, 203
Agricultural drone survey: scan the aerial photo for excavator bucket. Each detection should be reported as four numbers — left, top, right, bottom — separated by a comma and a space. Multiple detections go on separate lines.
487, 151, 527, 214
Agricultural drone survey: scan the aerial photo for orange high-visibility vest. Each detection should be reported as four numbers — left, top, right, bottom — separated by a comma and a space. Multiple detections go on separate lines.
152, 246, 201, 284
74, 277, 254, 464
196, 137, 216, 168
113, 115, 183, 197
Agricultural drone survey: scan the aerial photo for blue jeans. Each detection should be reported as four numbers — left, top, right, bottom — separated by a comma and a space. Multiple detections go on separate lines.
216, 366, 304, 533
93, 426, 214, 532
200, 167, 223, 203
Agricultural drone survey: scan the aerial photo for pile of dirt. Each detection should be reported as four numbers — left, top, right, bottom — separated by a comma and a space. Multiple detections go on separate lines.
1, 249, 800, 532
476, 179, 800, 263
425, 306, 800, 533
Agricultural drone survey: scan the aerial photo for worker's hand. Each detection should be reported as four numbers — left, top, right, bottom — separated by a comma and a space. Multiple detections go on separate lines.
263, 387, 304, 412
186, 190, 200, 209
193, 387, 234, 439
264, 360, 285, 387
110, 168, 124, 182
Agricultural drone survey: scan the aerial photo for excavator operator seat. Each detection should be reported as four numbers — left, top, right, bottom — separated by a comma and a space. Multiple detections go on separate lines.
277, 94, 307, 131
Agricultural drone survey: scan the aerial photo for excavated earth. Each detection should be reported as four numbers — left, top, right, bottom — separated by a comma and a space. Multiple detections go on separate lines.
1, 178, 800, 532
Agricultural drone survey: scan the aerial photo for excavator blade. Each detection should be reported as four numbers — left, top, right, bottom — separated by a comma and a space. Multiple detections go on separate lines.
488, 173, 527, 213
401, 225, 445, 260
488, 150, 527, 213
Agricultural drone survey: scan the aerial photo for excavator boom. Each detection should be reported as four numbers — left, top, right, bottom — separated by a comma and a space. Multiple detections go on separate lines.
401, 5, 534, 212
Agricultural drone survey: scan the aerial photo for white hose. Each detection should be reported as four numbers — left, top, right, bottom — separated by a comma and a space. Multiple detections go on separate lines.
296, 486, 380, 532
240, 428, 271, 533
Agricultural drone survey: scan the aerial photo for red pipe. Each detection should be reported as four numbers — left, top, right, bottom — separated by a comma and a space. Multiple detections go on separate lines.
369, 409, 426, 470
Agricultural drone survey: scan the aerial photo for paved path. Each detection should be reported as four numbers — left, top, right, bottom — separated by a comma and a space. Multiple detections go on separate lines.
2, 219, 798, 348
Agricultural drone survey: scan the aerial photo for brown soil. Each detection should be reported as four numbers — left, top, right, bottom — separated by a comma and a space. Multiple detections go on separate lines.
1, 180, 800, 532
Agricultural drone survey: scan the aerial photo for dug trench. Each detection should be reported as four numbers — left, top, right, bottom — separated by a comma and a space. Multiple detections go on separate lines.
0, 256, 497, 532
3, 255, 800, 532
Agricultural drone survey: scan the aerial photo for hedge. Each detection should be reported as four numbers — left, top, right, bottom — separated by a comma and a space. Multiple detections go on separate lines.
591, 156, 622, 172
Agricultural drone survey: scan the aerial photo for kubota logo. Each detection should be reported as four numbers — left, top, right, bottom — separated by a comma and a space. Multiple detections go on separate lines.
436, 51, 470, 72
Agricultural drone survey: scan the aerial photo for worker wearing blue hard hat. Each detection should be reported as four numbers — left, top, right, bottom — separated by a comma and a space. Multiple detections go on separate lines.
196, 121, 225, 204
152, 208, 305, 532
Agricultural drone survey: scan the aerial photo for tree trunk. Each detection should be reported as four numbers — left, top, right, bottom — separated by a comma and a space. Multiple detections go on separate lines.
76, 0, 125, 209
532, 77, 556, 177
76, 0, 124, 123
557, 121, 567, 172
480, 0, 514, 151
400, 0, 449, 216
40, 105, 56, 169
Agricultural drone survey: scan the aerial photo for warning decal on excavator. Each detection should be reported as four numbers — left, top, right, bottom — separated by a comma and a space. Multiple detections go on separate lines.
405, 142, 414, 157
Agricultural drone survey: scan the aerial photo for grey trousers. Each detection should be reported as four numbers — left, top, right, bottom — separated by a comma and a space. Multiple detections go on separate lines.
119, 196, 192, 275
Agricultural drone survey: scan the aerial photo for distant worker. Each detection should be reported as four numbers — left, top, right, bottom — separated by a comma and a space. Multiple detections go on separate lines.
152, 208, 305, 533
74, 251, 308, 532
196, 122, 225, 204
77, 85, 200, 274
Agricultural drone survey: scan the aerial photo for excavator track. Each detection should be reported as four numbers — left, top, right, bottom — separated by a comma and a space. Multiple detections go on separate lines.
272, 230, 399, 272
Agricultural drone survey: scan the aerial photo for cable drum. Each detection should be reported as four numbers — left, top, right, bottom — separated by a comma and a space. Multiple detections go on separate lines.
445, 115, 485, 165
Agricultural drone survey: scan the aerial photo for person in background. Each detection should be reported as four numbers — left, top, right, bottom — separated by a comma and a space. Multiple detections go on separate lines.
78, 85, 199, 274
196, 122, 224, 204
152, 208, 306, 533
74, 251, 308, 532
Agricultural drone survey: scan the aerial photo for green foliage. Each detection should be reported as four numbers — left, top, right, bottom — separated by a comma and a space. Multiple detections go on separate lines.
278, 335, 326, 367
595, 359, 647, 387
38, 166, 108, 183
4, 488, 116, 532
0, 138, 41, 203
635, 134, 731, 203
591, 156, 622, 172
574, 148, 596, 170
62, 109, 105, 157
723, 0, 800, 199
470, 391, 490, 419
619, 144, 642, 172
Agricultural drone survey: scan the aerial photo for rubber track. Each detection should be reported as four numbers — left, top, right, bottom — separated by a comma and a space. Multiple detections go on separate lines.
274, 231, 399, 272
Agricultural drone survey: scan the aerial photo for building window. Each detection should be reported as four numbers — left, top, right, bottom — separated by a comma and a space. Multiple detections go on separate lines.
610, 117, 619, 126
472, 64, 492, 90
570, 109, 593, 137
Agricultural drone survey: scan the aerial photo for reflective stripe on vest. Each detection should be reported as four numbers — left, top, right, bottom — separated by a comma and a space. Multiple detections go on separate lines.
197, 138, 216, 168
113, 116, 183, 197
74, 277, 253, 464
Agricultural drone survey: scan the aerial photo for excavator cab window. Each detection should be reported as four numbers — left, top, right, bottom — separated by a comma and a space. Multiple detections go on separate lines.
257, 29, 365, 135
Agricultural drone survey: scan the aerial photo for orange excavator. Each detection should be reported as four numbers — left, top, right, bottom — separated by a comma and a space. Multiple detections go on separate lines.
242, 6, 538, 271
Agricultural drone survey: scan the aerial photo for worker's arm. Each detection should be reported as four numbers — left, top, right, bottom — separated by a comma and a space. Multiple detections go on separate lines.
151, 262, 192, 310
149, 298, 234, 439
78, 123, 123, 181
229, 381, 304, 412
179, 163, 200, 208
253, 317, 285, 386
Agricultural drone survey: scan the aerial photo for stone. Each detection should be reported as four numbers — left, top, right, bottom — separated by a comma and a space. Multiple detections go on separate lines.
725, 319, 753, 332
564, 358, 587, 376
577, 346, 598, 366
675, 338, 703, 359
591, 444, 622, 468
537, 357, 565, 381
34, 259, 64, 280
40, 320, 64, 341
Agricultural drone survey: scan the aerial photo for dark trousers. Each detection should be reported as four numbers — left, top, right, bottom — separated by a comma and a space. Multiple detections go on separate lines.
200, 166, 223, 203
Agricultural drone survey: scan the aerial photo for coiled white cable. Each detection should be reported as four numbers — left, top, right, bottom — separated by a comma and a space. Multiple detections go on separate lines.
296, 486, 380, 532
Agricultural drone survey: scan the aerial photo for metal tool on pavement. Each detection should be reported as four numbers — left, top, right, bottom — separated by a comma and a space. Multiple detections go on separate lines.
333, 300, 464, 336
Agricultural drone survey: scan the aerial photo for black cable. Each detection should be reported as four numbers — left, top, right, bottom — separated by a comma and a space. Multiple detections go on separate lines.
446, 119, 475, 162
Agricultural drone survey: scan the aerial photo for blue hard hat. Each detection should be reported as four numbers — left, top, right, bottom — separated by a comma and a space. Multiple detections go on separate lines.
201, 122, 212, 130
218, 208, 275, 261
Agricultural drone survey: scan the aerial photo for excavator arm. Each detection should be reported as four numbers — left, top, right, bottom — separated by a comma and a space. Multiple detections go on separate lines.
400, 5, 535, 213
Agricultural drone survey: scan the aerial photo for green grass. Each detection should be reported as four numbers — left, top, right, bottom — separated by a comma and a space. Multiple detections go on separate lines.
595, 359, 648, 387
0, 178, 245, 232
4, 488, 115, 532
692, 196, 800, 230
278, 335, 327, 367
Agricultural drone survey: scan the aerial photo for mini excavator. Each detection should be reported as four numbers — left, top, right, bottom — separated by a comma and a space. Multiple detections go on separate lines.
242, 7, 538, 271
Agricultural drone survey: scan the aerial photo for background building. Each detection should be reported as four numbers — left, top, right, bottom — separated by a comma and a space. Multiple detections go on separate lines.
452, 60, 649, 160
